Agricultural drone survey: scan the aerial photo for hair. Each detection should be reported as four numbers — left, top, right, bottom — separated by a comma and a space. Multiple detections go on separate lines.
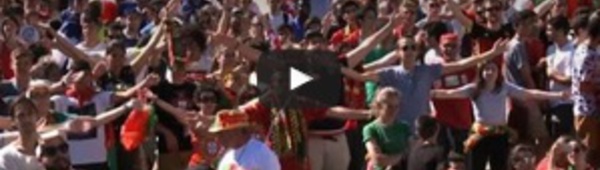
11, 47, 34, 61
587, 10, 600, 39
358, 6, 377, 21
571, 13, 590, 35
341, 1, 360, 13
423, 21, 450, 44
573, 7, 593, 17
179, 24, 208, 53
513, 10, 537, 28
9, 95, 38, 119
106, 40, 126, 56
547, 15, 571, 35
549, 135, 577, 167
193, 85, 223, 104
31, 59, 61, 81
371, 87, 401, 109
415, 115, 439, 140
0, 16, 19, 37
509, 144, 535, 168
472, 62, 504, 99
70, 60, 92, 73
26, 79, 52, 99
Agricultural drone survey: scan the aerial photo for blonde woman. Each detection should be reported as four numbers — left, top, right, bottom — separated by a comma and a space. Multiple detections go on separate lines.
363, 87, 410, 170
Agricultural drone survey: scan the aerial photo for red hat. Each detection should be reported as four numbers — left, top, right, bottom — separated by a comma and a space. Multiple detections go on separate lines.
440, 33, 458, 45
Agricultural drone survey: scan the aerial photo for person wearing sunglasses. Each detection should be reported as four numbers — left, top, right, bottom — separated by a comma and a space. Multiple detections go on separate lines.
148, 85, 226, 170
342, 36, 509, 131
38, 130, 74, 170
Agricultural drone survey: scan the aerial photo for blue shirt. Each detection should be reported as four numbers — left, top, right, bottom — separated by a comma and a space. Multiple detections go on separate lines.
378, 64, 443, 129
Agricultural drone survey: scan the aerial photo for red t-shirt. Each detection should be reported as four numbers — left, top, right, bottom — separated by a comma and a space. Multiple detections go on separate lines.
525, 38, 546, 67
536, 157, 549, 170
0, 43, 13, 80
330, 26, 361, 46
239, 100, 327, 170
431, 58, 476, 130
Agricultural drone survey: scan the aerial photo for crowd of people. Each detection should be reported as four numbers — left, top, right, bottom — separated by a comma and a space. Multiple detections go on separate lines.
0, 0, 599, 169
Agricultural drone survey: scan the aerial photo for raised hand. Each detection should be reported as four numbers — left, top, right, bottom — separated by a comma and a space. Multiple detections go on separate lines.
491, 38, 510, 54
159, 0, 182, 20
126, 98, 144, 111
142, 74, 161, 87
65, 116, 96, 134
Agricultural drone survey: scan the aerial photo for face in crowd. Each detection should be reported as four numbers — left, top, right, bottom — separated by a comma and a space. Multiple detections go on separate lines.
372, 87, 401, 121
39, 135, 71, 170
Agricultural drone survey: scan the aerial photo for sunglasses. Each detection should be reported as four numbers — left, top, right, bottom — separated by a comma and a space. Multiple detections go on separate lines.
400, 45, 417, 51
41, 143, 69, 156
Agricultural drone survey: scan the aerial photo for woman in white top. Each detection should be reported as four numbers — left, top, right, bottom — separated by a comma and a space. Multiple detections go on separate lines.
431, 62, 568, 170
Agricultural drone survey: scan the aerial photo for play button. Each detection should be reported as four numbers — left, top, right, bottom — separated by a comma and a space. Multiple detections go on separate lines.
254, 50, 343, 109
290, 67, 313, 90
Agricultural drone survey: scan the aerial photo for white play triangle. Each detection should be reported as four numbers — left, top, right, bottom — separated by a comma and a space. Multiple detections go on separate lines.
290, 67, 313, 90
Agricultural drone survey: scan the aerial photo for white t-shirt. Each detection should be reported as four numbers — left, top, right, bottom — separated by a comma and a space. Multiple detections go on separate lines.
50, 91, 113, 166
217, 138, 280, 170
546, 41, 575, 106
0, 146, 45, 170
51, 41, 108, 69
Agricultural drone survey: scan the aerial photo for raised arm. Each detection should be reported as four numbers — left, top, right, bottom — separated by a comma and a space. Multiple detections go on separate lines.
210, 33, 263, 62
341, 67, 380, 82
345, 14, 401, 68
113, 74, 160, 103
42, 25, 100, 66
150, 95, 195, 125
522, 89, 567, 101
506, 82, 567, 101
442, 39, 508, 75
364, 51, 399, 72
216, 0, 234, 34
446, 0, 474, 32
430, 85, 474, 99
534, 0, 557, 16
325, 106, 373, 120
130, 22, 166, 75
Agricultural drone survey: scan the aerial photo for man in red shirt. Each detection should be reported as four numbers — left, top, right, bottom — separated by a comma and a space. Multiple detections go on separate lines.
426, 33, 475, 154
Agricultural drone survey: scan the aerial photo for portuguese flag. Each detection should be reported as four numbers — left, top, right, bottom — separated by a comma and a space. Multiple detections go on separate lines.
120, 89, 158, 151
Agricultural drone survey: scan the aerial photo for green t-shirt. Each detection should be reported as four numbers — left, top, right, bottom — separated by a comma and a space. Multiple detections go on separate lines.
362, 121, 411, 170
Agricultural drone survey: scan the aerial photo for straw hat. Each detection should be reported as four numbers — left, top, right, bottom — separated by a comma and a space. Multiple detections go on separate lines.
208, 110, 251, 133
